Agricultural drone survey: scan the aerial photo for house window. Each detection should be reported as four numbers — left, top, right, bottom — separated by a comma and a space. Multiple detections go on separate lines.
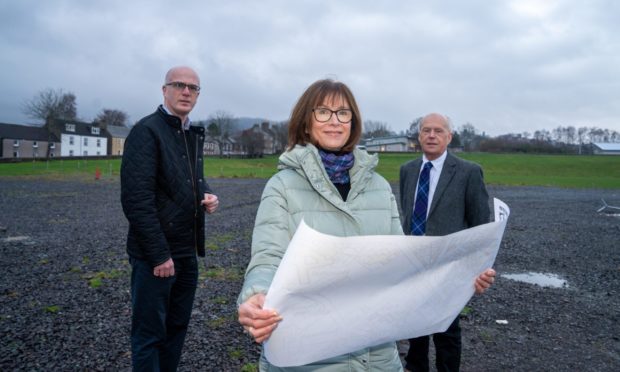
96, 139, 101, 147
33, 141, 38, 148
65, 124, 76, 132
13, 151, 19, 158
83, 150, 88, 156
69, 136, 74, 145
91, 127, 100, 135
50, 143, 56, 149
96, 151, 101, 155
84, 137, 88, 146
13, 140, 20, 147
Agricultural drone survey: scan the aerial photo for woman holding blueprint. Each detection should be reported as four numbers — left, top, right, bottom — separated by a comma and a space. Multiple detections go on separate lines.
237, 79, 405, 370
236, 79, 496, 371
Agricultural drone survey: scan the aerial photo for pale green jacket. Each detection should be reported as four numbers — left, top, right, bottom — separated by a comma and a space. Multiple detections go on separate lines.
239, 144, 404, 371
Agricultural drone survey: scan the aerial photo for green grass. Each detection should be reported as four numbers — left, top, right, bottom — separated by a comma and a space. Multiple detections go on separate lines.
0, 158, 119, 178
375, 152, 620, 189
200, 266, 244, 282
44, 305, 60, 314
240, 363, 258, 372
460, 306, 473, 317
228, 348, 244, 359
212, 296, 229, 305
82, 269, 127, 289
1, 152, 618, 188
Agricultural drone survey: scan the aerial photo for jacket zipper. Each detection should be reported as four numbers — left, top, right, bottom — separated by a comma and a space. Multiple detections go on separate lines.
182, 128, 199, 254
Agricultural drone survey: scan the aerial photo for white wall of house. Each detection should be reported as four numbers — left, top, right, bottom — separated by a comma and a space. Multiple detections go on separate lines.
367, 142, 407, 152
364, 136, 413, 152
61, 134, 108, 156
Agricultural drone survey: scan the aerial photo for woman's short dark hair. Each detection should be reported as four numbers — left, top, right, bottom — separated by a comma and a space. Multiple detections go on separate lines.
287, 79, 362, 152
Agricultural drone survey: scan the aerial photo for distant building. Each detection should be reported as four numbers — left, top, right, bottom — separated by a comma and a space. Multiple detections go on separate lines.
203, 135, 221, 156
221, 137, 242, 156
45, 118, 108, 157
237, 122, 282, 157
362, 135, 418, 152
105, 125, 131, 156
0, 123, 60, 159
592, 143, 620, 155
204, 135, 243, 156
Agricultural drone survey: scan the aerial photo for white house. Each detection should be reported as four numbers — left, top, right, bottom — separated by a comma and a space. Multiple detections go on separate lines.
47, 119, 108, 157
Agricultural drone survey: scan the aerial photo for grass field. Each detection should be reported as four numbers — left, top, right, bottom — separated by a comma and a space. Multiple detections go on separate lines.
0, 152, 618, 189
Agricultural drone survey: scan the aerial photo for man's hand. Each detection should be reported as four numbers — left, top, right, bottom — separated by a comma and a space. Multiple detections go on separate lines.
202, 193, 219, 214
475, 268, 496, 294
153, 258, 175, 277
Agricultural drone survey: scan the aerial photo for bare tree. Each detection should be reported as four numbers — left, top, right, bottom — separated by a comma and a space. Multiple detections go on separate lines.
534, 129, 551, 142
95, 108, 129, 128
240, 128, 264, 157
22, 88, 78, 122
459, 123, 478, 150
199, 111, 237, 156
589, 127, 605, 142
577, 127, 589, 144
566, 126, 576, 145
271, 121, 289, 152
363, 120, 394, 138
207, 110, 236, 137
206, 122, 221, 137
408, 117, 424, 137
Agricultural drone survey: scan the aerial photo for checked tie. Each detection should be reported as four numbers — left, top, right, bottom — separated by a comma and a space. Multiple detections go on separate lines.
411, 161, 433, 236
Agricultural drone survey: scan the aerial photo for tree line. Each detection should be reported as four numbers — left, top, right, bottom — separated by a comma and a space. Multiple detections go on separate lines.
22, 88, 619, 154
363, 117, 620, 154
22, 88, 129, 127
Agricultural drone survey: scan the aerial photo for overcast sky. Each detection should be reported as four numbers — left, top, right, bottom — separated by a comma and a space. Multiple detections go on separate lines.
1, 0, 619, 136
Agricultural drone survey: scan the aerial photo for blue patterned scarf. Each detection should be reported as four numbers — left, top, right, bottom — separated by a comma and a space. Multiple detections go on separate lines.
318, 149, 355, 184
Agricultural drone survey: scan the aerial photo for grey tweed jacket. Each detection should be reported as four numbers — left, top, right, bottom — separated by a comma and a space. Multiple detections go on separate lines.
399, 152, 490, 236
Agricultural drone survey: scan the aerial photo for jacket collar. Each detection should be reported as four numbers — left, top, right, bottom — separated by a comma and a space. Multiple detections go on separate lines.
277, 144, 378, 216
156, 105, 204, 134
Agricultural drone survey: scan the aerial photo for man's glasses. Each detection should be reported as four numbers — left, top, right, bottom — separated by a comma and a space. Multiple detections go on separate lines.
165, 81, 201, 93
312, 108, 353, 123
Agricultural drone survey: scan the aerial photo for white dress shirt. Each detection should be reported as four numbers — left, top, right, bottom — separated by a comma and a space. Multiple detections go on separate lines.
414, 150, 448, 216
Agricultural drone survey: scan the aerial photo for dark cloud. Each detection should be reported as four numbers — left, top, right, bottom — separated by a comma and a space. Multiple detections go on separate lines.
1, 0, 618, 135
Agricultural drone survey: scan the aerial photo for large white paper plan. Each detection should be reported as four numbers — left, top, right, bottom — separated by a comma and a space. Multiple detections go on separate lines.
262, 198, 510, 367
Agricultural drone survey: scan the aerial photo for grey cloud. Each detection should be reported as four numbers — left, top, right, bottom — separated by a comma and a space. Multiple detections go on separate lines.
0, 0, 618, 136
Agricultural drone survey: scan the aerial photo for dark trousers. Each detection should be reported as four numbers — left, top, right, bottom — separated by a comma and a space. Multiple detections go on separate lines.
405, 317, 462, 372
130, 256, 198, 372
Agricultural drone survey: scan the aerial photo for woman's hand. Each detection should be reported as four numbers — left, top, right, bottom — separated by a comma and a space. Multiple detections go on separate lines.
474, 268, 496, 294
238, 293, 282, 343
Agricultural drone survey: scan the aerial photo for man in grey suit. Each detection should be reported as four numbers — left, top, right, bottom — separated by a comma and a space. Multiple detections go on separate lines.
400, 113, 496, 372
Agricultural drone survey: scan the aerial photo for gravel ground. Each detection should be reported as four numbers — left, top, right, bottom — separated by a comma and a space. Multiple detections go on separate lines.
0, 176, 619, 371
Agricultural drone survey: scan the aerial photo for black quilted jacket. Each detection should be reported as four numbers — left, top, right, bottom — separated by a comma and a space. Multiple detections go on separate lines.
120, 106, 212, 267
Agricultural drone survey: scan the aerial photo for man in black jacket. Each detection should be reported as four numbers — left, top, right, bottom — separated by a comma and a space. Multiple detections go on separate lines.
121, 66, 219, 371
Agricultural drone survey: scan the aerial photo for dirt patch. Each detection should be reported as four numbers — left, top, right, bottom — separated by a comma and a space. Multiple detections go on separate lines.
0, 178, 618, 371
